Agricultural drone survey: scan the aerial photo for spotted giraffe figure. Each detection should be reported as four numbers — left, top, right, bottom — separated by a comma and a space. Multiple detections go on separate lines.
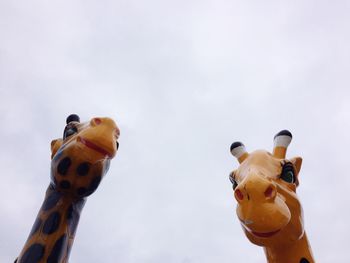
16, 114, 120, 263
229, 130, 315, 263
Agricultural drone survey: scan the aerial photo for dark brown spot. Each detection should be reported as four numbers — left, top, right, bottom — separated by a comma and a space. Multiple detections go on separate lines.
47, 234, 68, 263
67, 199, 85, 236
76, 162, 90, 176
60, 180, 71, 189
20, 243, 45, 263
43, 212, 61, 235
29, 217, 42, 238
57, 157, 71, 175
77, 187, 87, 196
42, 192, 61, 211
85, 176, 102, 196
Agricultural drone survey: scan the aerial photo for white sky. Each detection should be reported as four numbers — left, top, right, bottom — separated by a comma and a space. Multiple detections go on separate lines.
1, 0, 350, 262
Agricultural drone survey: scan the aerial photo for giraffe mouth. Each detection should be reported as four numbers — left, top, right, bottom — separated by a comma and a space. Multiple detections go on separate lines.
251, 229, 281, 238
239, 218, 281, 238
78, 137, 112, 158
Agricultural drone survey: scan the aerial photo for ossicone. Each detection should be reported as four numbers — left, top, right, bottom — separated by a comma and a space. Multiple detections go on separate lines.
273, 130, 292, 158
230, 141, 248, 163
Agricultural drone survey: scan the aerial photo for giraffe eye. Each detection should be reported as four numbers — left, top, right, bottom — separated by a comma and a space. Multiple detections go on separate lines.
280, 163, 295, 183
229, 172, 238, 189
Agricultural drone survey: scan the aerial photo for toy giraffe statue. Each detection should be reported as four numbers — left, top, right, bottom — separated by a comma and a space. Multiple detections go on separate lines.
229, 130, 315, 263
15, 114, 120, 263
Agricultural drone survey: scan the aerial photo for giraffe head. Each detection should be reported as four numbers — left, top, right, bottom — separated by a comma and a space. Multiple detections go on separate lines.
50, 114, 120, 197
229, 130, 304, 247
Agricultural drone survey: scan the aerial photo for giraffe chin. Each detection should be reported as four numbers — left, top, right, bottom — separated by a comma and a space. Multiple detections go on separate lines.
242, 227, 283, 247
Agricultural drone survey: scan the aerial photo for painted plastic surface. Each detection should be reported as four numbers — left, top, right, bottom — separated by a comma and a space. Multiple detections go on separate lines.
16, 114, 120, 263
229, 130, 315, 263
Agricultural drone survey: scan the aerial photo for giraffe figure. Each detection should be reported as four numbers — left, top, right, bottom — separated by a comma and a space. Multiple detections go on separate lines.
16, 114, 120, 263
229, 130, 315, 263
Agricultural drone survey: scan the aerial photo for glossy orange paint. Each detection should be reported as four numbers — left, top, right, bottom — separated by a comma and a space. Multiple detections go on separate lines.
229, 131, 315, 263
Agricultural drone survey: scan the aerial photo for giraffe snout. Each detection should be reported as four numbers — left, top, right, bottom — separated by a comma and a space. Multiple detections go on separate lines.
234, 174, 277, 203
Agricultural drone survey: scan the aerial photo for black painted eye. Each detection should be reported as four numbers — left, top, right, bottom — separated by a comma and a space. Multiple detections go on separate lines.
116, 141, 119, 150
63, 125, 78, 139
229, 172, 238, 189
280, 163, 295, 183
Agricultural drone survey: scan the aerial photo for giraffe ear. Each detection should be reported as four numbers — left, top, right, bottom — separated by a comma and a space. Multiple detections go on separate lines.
290, 157, 302, 175
51, 139, 63, 159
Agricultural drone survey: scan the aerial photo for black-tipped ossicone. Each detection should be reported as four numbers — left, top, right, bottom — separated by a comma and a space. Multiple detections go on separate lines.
66, 114, 80, 124
230, 142, 244, 152
274, 130, 292, 139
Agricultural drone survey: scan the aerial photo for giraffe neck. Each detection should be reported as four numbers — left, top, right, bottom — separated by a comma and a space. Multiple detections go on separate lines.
17, 185, 86, 263
264, 232, 315, 263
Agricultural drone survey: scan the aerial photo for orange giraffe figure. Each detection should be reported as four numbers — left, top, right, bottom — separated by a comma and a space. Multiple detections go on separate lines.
229, 130, 315, 263
16, 114, 120, 263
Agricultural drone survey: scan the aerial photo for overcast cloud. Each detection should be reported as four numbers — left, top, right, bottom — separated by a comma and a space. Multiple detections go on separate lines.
1, 0, 350, 262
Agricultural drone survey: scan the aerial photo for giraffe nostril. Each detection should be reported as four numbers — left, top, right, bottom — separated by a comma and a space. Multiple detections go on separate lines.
114, 129, 120, 138
94, 118, 102, 125
264, 186, 275, 198
235, 189, 244, 201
